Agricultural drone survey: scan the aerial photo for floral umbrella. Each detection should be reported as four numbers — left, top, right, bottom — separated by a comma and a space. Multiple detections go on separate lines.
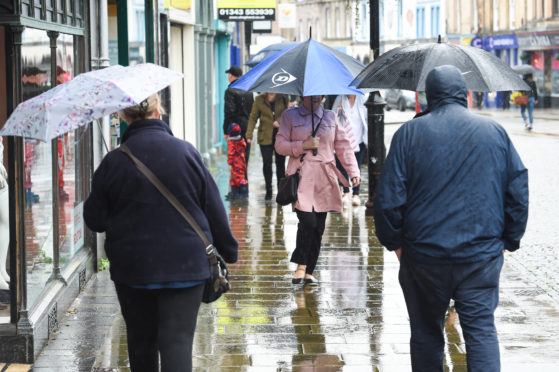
0, 63, 183, 142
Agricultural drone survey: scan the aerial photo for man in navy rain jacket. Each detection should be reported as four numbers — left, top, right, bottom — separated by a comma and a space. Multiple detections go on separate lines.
374, 65, 528, 372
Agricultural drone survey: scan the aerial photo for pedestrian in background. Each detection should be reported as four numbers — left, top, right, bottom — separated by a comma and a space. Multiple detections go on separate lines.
84, 94, 238, 372
226, 123, 248, 199
474, 91, 484, 109
275, 96, 360, 285
331, 93, 369, 207
520, 73, 538, 130
374, 65, 528, 372
502, 90, 511, 110
223, 66, 254, 177
246, 92, 289, 200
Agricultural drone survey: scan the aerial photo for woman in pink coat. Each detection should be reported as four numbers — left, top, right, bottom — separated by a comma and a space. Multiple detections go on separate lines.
275, 96, 360, 285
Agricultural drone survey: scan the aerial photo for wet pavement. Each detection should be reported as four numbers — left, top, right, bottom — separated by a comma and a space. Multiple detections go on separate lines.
31, 107, 559, 371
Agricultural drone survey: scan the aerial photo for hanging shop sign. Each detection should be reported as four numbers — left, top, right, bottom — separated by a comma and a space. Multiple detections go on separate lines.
217, 0, 276, 21
252, 21, 272, 33
483, 35, 518, 50
164, 0, 191, 11
470, 37, 483, 48
278, 3, 296, 29
516, 30, 559, 50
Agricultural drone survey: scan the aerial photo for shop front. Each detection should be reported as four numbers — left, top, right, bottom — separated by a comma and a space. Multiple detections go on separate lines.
483, 34, 519, 109
516, 30, 559, 108
0, 1, 96, 362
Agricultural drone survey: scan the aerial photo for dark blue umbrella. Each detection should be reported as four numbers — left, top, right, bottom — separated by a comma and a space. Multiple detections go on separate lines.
245, 42, 298, 68
232, 39, 364, 97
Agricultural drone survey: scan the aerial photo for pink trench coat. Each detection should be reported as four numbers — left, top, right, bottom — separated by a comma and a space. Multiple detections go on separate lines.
275, 104, 360, 213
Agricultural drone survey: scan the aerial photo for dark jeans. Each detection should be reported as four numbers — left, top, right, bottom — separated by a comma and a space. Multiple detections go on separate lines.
291, 209, 327, 275
115, 283, 204, 372
259, 144, 286, 190
335, 142, 366, 195
399, 253, 503, 372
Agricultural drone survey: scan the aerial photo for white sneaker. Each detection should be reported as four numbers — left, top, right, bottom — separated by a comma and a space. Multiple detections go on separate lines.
352, 195, 360, 206
342, 193, 351, 207
528, 125, 533, 131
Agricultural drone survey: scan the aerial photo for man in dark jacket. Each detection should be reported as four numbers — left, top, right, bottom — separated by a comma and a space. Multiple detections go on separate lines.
374, 65, 528, 372
224, 65, 254, 170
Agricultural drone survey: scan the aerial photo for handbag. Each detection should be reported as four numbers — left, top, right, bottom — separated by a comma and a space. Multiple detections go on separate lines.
276, 113, 324, 205
276, 168, 300, 206
514, 94, 528, 106
119, 144, 230, 304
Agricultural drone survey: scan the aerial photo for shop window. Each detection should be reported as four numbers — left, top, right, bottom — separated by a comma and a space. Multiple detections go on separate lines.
552, 51, 559, 95
416, 7, 425, 39
21, 28, 54, 309
0, 26, 10, 323
57, 34, 86, 270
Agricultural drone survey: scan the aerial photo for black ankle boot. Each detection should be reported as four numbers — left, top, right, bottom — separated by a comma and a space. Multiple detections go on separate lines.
265, 188, 273, 200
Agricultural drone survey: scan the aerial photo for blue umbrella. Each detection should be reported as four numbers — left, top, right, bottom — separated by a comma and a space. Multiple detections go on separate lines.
233, 38, 364, 155
232, 39, 364, 97
245, 42, 298, 68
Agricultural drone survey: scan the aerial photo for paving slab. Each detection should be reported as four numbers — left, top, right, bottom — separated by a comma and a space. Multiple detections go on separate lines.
30, 129, 559, 371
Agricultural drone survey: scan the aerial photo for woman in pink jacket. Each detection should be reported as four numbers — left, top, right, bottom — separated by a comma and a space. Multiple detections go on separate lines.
275, 96, 360, 285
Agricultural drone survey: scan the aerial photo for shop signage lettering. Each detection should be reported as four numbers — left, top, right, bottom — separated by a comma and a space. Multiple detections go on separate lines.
517, 31, 559, 49
72, 202, 84, 255
217, 0, 276, 21
484, 35, 518, 50
218, 8, 275, 20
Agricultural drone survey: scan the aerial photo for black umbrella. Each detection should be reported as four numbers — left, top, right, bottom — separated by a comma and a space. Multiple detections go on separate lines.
511, 64, 536, 75
245, 42, 298, 68
351, 37, 529, 92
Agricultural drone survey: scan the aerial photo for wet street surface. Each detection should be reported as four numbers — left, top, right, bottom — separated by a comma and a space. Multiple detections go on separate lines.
32, 108, 559, 371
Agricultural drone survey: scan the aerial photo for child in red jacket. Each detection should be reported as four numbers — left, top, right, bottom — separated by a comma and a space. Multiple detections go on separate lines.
226, 123, 248, 199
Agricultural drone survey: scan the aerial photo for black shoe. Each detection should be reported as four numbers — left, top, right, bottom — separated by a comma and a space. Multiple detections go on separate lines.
265, 190, 273, 200
304, 277, 319, 285
291, 278, 304, 284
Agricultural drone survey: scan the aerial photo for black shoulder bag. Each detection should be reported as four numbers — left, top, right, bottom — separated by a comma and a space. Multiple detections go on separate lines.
120, 144, 230, 304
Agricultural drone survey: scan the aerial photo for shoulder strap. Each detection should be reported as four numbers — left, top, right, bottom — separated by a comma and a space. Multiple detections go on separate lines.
119, 144, 213, 251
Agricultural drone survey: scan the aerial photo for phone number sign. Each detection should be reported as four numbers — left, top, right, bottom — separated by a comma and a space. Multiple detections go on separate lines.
218, 7, 275, 21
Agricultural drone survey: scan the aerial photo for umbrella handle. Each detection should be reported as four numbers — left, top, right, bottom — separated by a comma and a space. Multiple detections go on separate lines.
311, 97, 317, 156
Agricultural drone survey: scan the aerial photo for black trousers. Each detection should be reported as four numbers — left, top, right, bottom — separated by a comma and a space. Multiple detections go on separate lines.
291, 209, 327, 275
259, 144, 286, 190
115, 283, 204, 372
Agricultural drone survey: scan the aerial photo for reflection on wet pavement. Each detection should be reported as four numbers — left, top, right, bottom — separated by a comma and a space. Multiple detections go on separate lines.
76, 146, 559, 371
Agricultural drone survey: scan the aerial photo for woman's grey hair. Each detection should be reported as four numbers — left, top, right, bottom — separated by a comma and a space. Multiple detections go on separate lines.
121, 93, 166, 122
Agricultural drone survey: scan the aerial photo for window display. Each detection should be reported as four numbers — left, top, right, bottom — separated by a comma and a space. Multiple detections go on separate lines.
21, 28, 53, 309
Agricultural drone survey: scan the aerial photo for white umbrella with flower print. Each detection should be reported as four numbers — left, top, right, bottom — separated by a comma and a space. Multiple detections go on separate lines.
0, 63, 183, 142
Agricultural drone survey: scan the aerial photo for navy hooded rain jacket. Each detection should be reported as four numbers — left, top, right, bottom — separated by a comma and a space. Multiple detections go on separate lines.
373, 65, 529, 264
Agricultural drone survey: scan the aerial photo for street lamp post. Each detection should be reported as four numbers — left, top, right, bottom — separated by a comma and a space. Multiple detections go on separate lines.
365, 0, 386, 216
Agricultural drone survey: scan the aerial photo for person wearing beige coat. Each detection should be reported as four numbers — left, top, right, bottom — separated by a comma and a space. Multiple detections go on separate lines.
275, 96, 360, 285
246, 93, 289, 200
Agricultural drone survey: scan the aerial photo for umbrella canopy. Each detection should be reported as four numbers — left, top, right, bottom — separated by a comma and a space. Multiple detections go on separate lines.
245, 42, 298, 68
0, 63, 183, 142
232, 39, 364, 96
511, 64, 536, 75
352, 41, 529, 92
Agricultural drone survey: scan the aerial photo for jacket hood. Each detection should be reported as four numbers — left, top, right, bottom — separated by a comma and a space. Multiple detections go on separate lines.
425, 65, 468, 111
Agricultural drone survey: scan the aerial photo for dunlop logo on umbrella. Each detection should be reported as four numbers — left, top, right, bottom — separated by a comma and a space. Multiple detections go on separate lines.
272, 68, 296, 88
